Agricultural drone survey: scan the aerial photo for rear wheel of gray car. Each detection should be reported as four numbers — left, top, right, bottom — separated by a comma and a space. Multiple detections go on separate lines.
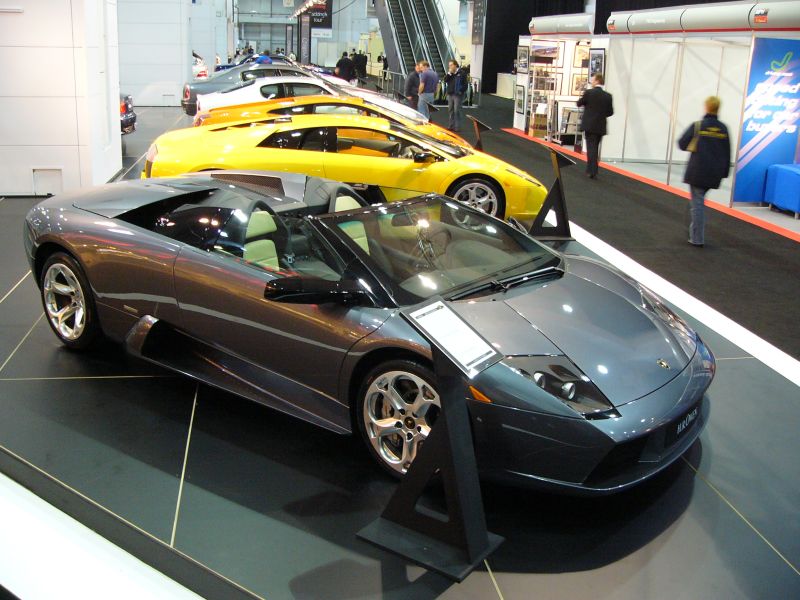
357, 360, 441, 478
40, 253, 99, 350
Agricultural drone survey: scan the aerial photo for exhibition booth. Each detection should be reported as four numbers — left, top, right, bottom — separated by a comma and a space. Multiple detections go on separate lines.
512, 2, 800, 210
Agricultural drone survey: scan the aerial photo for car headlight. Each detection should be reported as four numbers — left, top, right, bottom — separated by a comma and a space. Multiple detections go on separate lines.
505, 168, 543, 187
638, 284, 694, 339
505, 356, 620, 419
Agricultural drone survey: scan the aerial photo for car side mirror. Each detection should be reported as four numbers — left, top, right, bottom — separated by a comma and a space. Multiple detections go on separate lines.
413, 151, 436, 163
264, 277, 368, 305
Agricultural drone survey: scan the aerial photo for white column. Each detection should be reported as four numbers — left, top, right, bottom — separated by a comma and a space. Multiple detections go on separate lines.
118, 0, 190, 106
0, 0, 122, 195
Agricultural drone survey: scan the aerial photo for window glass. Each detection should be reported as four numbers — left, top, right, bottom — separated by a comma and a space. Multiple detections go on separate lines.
273, 106, 311, 116
314, 104, 364, 115
326, 196, 558, 303
290, 83, 329, 97
262, 127, 328, 151
334, 127, 417, 158
260, 84, 281, 100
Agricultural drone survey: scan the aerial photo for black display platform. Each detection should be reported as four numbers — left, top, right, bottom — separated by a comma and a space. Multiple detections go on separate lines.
2, 104, 799, 598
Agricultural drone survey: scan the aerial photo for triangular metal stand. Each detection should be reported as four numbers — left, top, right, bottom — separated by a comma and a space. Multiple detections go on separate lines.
357, 347, 503, 582
466, 115, 492, 151
529, 148, 575, 241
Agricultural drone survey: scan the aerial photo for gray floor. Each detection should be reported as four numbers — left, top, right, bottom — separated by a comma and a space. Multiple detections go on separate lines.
0, 109, 798, 599
608, 160, 800, 234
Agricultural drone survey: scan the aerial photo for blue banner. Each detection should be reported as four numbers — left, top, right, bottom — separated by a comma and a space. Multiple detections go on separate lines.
733, 37, 800, 203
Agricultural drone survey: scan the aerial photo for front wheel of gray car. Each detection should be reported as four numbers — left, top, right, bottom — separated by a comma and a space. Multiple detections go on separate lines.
357, 360, 441, 478
40, 252, 99, 350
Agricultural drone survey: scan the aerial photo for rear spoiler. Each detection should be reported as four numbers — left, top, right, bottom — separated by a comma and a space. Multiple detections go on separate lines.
527, 148, 574, 241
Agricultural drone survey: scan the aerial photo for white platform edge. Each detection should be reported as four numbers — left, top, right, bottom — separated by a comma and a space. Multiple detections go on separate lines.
0, 472, 201, 600
569, 221, 800, 389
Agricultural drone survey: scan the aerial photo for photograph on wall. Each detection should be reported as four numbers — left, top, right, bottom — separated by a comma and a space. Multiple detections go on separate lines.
515, 85, 525, 114
573, 44, 590, 69
589, 48, 605, 79
571, 73, 588, 96
517, 45, 529, 74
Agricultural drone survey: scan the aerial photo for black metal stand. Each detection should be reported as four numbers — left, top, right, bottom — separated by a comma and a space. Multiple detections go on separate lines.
528, 148, 575, 241
357, 347, 503, 582
466, 115, 492, 151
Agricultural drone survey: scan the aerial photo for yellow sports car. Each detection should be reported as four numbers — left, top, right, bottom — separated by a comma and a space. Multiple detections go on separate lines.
144, 114, 547, 220
193, 94, 469, 147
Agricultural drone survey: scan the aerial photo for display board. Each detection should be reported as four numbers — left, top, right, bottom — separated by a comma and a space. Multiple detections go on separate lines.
733, 37, 800, 203
299, 13, 311, 65
472, 0, 486, 45
403, 300, 502, 378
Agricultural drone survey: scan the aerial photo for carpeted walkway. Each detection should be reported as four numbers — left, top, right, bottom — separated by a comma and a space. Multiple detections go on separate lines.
430, 95, 800, 359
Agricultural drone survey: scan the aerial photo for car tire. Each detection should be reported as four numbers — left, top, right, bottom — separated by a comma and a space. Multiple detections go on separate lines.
40, 252, 100, 350
356, 359, 441, 479
447, 177, 506, 218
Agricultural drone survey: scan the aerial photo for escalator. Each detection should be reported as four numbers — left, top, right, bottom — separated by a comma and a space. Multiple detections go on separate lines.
376, 0, 457, 77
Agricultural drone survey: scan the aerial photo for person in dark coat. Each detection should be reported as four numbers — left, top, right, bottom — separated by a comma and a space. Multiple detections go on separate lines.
577, 74, 614, 179
404, 63, 421, 109
335, 52, 355, 83
678, 96, 731, 247
443, 60, 468, 132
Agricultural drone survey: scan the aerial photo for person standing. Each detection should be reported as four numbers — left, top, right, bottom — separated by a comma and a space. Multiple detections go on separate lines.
335, 51, 355, 83
381, 55, 389, 80
404, 63, 421, 110
678, 96, 731, 247
417, 61, 439, 119
443, 60, 467, 132
577, 73, 614, 179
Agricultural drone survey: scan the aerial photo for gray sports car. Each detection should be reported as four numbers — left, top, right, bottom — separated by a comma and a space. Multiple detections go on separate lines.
23, 171, 715, 494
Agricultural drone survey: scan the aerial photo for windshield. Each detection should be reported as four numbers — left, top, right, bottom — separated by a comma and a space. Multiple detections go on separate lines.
324, 196, 558, 304
391, 123, 470, 157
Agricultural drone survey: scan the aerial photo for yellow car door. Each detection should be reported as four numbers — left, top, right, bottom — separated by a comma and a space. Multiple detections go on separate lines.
321, 126, 452, 201
246, 126, 327, 177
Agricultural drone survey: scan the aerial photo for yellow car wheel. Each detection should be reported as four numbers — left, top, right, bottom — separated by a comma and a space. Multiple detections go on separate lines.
446, 177, 506, 218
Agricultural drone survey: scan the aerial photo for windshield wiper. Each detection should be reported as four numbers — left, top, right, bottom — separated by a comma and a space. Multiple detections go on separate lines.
448, 265, 562, 301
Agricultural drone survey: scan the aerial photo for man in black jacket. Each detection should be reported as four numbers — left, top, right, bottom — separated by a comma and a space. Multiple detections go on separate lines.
404, 63, 421, 109
678, 96, 731, 247
577, 74, 614, 179
335, 52, 355, 83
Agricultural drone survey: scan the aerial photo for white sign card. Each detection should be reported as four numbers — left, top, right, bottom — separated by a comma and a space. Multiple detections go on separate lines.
406, 300, 501, 378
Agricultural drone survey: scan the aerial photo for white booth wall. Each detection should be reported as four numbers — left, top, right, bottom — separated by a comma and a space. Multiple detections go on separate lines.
118, 0, 191, 106
603, 35, 752, 175
0, 0, 122, 195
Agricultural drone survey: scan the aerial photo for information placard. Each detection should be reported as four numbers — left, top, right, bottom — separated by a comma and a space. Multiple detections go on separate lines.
403, 300, 501, 378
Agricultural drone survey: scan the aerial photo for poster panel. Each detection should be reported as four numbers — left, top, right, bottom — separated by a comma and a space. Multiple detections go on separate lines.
732, 37, 800, 203
310, 0, 332, 29
299, 13, 311, 65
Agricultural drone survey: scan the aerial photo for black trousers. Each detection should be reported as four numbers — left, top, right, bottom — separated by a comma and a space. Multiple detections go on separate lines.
585, 132, 602, 177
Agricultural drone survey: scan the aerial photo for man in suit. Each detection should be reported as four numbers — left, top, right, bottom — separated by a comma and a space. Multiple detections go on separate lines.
678, 96, 730, 247
577, 74, 614, 179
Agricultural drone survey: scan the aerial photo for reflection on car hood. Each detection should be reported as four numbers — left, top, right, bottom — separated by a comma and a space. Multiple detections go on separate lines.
452, 267, 694, 406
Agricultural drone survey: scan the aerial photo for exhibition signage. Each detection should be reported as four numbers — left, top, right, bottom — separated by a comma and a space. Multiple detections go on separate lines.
733, 37, 800, 203
299, 13, 311, 65
471, 0, 486, 45
309, 0, 331, 28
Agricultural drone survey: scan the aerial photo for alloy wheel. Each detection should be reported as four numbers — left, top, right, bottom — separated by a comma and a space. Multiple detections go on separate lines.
452, 181, 500, 216
362, 370, 441, 475
42, 263, 87, 341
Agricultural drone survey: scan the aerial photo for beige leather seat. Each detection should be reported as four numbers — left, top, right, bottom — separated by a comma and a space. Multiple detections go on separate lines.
335, 196, 370, 255
243, 211, 279, 269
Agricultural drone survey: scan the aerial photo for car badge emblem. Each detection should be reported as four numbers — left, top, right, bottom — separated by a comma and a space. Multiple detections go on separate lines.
657, 359, 670, 370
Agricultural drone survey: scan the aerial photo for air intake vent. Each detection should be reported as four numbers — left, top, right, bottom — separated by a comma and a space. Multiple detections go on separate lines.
210, 172, 285, 196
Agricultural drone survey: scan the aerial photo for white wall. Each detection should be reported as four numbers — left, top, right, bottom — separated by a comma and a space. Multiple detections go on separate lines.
0, 0, 122, 195
312, 0, 378, 65
191, 0, 216, 66
603, 35, 751, 164
118, 0, 190, 106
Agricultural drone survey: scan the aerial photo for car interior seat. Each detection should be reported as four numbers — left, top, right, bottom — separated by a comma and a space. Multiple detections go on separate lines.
243, 211, 279, 269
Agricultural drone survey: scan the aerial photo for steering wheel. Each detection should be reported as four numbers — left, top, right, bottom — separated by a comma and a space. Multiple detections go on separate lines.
409, 227, 452, 269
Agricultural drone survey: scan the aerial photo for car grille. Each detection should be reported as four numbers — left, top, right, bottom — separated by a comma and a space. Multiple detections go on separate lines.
584, 436, 649, 485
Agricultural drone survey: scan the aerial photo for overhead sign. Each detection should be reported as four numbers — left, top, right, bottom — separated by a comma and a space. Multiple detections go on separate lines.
310, 0, 331, 29
733, 37, 800, 203
472, 0, 486, 45
299, 13, 311, 65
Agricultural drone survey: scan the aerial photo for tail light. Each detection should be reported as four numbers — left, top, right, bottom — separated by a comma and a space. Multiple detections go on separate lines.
120, 101, 126, 115
184, 85, 191, 100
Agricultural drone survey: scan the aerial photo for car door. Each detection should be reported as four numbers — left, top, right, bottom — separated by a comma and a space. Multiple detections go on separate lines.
172, 212, 388, 431
321, 126, 452, 201
248, 125, 328, 177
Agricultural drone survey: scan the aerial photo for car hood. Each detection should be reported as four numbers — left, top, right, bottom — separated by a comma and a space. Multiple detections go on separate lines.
451, 267, 695, 406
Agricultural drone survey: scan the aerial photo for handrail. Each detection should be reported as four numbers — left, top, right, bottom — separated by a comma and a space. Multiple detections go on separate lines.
396, 0, 433, 68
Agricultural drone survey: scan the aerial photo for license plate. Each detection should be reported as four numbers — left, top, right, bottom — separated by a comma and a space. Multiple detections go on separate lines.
665, 402, 700, 447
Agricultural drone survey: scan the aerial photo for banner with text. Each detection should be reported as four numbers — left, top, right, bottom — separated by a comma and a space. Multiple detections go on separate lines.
310, 0, 332, 29
733, 37, 800, 203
